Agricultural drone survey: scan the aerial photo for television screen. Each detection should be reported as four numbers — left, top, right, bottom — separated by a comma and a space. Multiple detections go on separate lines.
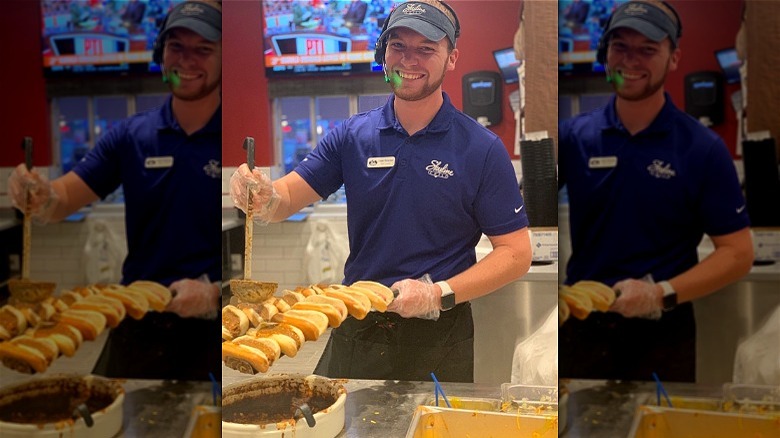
41, 0, 184, 77
715, 47, 742, 84
558, 0, 628, 75
493, 47, 520, 84
263, 0, 402, 78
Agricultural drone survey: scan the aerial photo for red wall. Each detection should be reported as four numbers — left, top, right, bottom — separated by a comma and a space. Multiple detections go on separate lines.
663, 0, 743, 156
223, 0, 523, 167
1, 2, 50, 167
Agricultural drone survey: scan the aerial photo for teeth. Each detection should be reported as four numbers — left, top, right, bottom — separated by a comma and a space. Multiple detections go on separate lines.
618, 71, 642, 80
398, 71, 423, 80
176, 72, 199, 80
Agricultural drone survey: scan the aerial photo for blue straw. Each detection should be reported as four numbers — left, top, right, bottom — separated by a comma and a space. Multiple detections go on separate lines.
430, 373, 452, 408
208, 372, 221, 406
652, 372, 673, 408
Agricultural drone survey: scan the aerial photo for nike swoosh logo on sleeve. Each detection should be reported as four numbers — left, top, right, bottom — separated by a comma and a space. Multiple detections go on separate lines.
514, 206, 523, 214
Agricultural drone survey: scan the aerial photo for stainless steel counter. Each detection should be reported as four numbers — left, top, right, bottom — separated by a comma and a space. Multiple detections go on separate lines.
560, 379, 724, 438
221, 376, 508, 437
472, 261, 558, 384
119, 380, 215, 437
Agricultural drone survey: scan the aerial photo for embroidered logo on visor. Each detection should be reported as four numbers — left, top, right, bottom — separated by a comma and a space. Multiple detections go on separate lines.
426, 160, 454, 179
402, 4, 426, 15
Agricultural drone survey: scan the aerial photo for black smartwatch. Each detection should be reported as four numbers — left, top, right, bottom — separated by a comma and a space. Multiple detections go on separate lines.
435, 281, 456, 311
659, 281, 677, 311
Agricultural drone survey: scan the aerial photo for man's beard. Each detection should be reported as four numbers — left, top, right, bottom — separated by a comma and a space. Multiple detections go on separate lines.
390, 63, 447, 101
613, 58, 670, 102
170, 72, 222, 102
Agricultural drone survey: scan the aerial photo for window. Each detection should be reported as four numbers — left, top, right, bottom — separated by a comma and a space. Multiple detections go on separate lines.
274, 92, 386, 204
52, 93, 167, 205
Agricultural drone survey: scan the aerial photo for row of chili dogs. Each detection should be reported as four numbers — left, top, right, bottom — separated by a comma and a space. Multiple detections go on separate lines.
0, 281, 171, 374
221, 281, 394, 374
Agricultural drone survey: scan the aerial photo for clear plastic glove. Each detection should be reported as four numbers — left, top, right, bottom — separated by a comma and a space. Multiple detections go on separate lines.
8, 163, 59, 224
610, 277, 662, 320
229, 164, 281, 225
387, 274, 441, 320
166, 275, 220, 319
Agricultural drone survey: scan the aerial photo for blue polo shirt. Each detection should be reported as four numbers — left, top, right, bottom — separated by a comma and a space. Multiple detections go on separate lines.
295, 92, 528, 286
73, 96, 221, 286
559, 93, 749, 286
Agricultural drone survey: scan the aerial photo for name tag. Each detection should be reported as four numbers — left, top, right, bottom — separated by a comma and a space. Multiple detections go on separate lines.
145, 156, 174, 169
589, 156, 618, 169
367, 156, 396, 168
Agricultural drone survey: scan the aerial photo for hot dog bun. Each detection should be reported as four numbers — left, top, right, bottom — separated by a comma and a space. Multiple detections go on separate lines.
222, 341, 269, 374
232, 335, 281, 364
351, 281, 395, 307
292, 302, 344, 328
253, 324, 303, 358
303, 295, 348, 321
236, 303, 263, 327
559, 285, 593, 320
126, 281, 170, 311
323, 288, 370, 320
345, 284, 388, 312
99, 286, 150, 320
222, 305, 249, 338
59, 309, 107, 341
11, 335, 58, 364
0, 341, 48, 374
272, 309, 328, 341
571, 280, 616, 312
32, 323, 82, 357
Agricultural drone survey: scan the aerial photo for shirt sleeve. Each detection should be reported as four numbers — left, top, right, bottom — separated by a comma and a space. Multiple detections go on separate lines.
474, 137, 528, 236
698, 137, 751, 236
72, 121, 126, 199
293, 123, 345, 200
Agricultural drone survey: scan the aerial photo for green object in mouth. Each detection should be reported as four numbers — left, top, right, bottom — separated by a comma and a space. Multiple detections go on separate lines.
169, 71, 181, 88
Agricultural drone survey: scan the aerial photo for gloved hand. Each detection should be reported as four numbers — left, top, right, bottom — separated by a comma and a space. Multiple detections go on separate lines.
387, 274, 441, 320
8, 163, 59, 224
609, 278, 662, 320
229, 164, 280, 225
166, 276, 220, 319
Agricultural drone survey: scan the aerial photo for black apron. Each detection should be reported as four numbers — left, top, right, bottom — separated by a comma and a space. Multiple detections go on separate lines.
559, 302, 696, 382
314, 302, 474, 382
92, 312, 221, 381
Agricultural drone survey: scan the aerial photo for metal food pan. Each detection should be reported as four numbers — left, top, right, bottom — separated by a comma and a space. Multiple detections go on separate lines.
423, 396, 503, 412
627, 405, 780, 438
722, 383, 780, 414
405, 405, 558, 438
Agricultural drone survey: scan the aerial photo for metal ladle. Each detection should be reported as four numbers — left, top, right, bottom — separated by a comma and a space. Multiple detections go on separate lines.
8, 137, 56, 304
229, 137, 277, 303
294, 403, 316, 428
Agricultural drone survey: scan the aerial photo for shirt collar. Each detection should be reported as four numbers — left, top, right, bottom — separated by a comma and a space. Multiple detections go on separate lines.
156, 95, 222, 134
602, 92, 675, 136
379, 91, 454, 134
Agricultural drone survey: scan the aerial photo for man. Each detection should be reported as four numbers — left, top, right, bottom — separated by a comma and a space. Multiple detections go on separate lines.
558, 0, 754, 382
230, 0, 531, 382
7, 0, 223, 380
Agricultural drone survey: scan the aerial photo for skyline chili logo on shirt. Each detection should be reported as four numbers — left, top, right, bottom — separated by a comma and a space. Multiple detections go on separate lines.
426, 159, 454, 179
647, 159, 676, 179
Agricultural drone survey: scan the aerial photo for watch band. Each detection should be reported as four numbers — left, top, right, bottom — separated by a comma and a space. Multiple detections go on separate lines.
435, 281, 456, 311
658, 281, 677, 311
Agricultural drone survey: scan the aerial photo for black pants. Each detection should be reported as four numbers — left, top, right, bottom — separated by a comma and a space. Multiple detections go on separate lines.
92, 312, 221, 381
559, 303, 696, 382
314, 303, 474, 382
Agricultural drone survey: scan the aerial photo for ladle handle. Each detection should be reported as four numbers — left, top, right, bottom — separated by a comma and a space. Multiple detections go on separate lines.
243, 137, 255, 280
21, 137, 33, 280
295, 403, 316, 428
